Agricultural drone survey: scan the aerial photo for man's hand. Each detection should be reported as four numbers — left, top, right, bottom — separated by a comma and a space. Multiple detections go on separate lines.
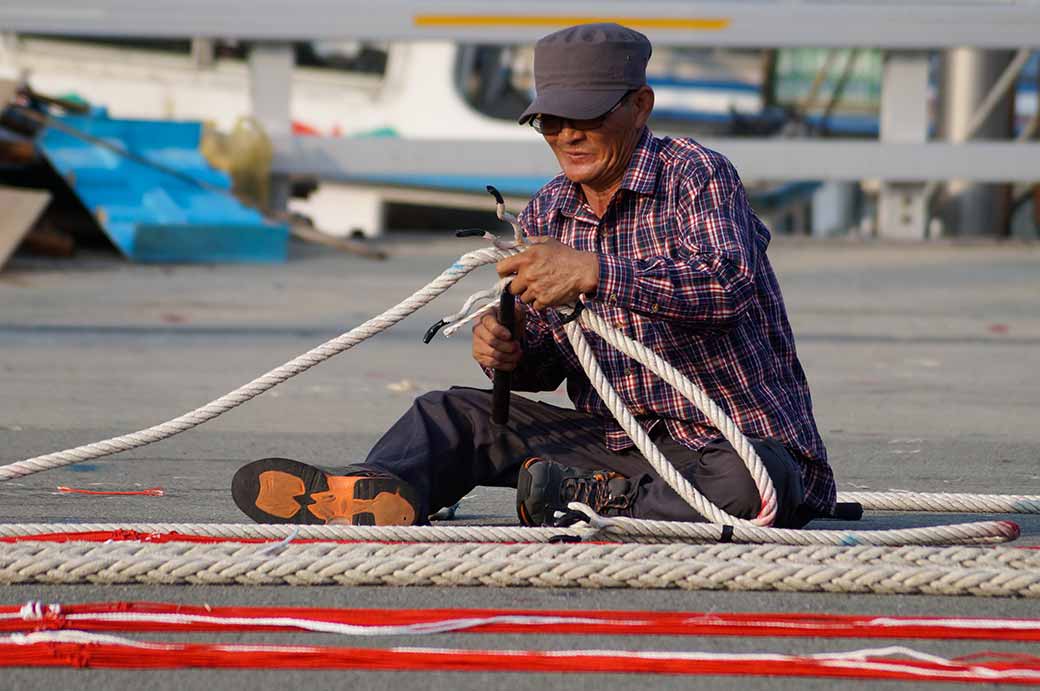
496, 237, 599, 311
472, 306, 525, 372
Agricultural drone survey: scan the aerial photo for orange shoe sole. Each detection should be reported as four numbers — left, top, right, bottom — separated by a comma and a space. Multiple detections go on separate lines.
231, 457, 420, 526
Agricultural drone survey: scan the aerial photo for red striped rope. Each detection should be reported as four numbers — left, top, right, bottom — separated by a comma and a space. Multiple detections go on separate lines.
55, 487, 164, 497
0, 530, 606, 546
0, 531, 290, 544
0, 634, 1038, 682
3, 529, 1035, 551
4, 602, 1039, 642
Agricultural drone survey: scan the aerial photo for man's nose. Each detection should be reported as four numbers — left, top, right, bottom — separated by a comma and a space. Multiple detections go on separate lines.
557, 123, 585, 141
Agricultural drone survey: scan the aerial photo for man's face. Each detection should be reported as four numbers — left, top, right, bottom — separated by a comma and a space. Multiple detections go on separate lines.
542, 88, 653, 191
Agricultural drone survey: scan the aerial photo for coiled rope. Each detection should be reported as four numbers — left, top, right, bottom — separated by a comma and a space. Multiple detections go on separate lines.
563, 309, 776, 526
1, 241, 1038, 573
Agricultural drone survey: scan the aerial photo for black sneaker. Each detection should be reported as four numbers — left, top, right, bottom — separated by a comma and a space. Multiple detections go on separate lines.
232, 457, 420, 526
516, 457, 631, 526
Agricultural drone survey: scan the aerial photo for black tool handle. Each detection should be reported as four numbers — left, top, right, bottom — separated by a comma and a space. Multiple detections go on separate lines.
491, 290, 516, 424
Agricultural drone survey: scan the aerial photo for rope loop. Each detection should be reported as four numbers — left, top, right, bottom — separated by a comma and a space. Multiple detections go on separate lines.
3, 237, 1038, 552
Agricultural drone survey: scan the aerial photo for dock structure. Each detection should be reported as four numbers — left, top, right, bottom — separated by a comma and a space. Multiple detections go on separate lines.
3, 0, 1038, 238
1, 4, 1040, 686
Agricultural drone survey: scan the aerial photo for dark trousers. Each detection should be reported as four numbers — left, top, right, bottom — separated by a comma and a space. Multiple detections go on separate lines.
363, 387, 808, 528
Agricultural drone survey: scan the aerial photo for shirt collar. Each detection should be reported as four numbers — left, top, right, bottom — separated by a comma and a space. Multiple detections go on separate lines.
619, 127, 661, 196
549, 127, 660, 220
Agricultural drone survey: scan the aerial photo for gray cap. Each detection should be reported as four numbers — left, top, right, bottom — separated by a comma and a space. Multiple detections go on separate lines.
518, 23, 652, 125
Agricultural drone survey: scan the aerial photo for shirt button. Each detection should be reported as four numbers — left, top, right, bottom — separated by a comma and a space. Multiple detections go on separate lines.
609, 294, 618, 304
614, 320, 624, 329
651, 303, 660, 313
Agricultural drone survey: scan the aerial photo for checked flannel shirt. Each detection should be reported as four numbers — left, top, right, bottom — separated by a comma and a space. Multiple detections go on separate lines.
500, 127, 835, 515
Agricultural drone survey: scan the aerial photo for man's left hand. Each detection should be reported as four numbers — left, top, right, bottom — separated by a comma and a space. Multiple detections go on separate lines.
496, 237, 599, 311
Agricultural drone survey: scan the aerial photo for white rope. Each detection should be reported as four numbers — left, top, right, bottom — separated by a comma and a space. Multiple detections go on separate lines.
0, 246, 517, 482
566, 309, 777, 526
2, 242, 1037, 558
2, 540, 1039, 595
840, 491, 1040, 514
1, 241, 773, 530
0, 516, 1019, 546
2, 630, 176, 650
435, 276, 510, 337
565, 506, 1019, 546
440, 276, 514, 338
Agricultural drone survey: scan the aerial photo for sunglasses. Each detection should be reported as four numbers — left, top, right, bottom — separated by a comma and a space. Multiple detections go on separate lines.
529, 91, 635, 135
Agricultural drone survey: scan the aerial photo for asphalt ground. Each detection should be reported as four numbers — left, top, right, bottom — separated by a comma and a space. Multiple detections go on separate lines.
1, 235, 1038, 689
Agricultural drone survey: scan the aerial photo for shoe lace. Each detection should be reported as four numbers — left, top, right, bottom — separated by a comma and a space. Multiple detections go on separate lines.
561, 473, 630, 513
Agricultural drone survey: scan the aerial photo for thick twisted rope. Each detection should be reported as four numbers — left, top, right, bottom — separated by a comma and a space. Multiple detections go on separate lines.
2, 540, 1039, 595
0, 246, 517, 481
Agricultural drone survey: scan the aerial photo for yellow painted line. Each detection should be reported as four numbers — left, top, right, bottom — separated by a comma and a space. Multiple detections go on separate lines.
414, 15, 731, 31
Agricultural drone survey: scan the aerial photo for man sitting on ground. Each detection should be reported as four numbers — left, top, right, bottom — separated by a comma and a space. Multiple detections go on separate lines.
231, 23, 836, 529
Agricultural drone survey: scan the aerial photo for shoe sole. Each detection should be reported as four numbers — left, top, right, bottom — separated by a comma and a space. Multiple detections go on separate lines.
231, 457, 420, 526
516, 457, 543, 526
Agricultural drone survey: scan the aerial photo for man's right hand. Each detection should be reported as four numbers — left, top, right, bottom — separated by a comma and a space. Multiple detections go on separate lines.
472, 307, 524, 371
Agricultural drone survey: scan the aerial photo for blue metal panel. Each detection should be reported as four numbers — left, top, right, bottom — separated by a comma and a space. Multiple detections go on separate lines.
38, 114, 289, 263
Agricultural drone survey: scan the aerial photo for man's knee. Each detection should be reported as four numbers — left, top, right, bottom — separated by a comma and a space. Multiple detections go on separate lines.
691, 440, 804, 523
749, 439, 805, 526
693, 444, 761, 519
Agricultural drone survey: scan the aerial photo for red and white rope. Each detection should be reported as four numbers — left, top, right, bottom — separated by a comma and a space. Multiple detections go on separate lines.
0, 629, 1037, 682
6, 601, 1040, 641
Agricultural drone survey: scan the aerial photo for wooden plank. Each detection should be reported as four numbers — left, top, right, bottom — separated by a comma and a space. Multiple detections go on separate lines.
0, 187, 51, 271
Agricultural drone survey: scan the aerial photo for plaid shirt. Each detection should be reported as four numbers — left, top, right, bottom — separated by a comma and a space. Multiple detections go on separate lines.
499, 127, 835, 515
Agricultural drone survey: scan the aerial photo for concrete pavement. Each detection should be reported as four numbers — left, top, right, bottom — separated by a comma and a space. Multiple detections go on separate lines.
0, 235, 1038, 689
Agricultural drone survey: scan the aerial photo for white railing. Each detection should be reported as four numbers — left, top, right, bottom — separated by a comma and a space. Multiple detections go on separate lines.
4, 0, 1039, 237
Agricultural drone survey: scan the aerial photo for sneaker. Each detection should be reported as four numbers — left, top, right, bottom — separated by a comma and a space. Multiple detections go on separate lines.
232, 457, 420, 526
516, 457, 631, 527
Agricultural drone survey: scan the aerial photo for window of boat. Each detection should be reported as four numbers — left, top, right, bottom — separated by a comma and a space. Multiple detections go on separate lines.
295, 42, 388, 76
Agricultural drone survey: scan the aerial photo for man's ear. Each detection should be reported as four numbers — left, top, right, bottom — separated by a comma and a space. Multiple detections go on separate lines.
633, 87, 655, 128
